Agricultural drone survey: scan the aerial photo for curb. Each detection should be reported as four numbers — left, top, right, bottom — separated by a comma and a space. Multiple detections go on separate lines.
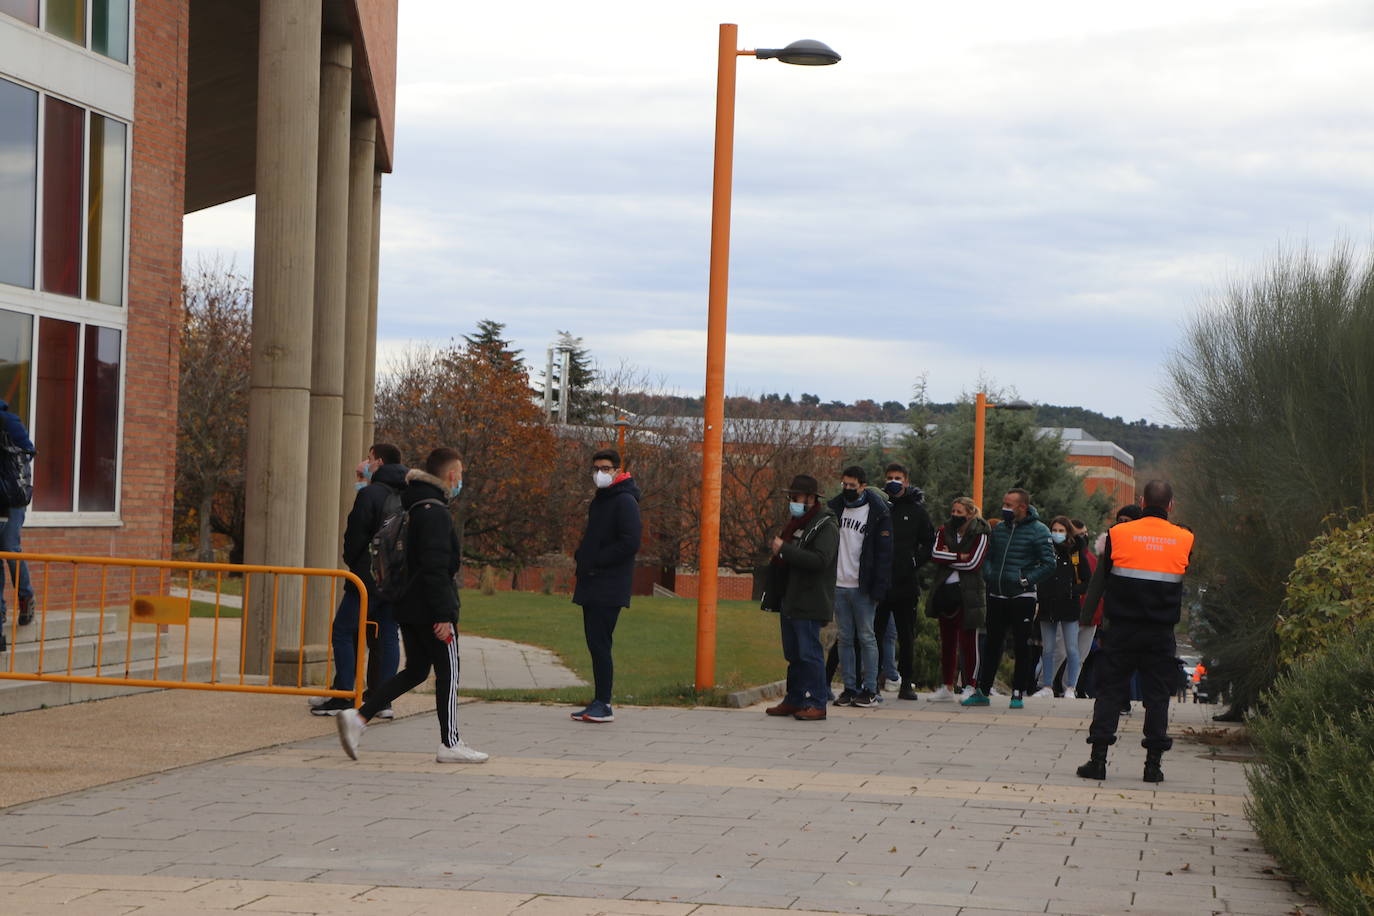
724, 679, 787, 709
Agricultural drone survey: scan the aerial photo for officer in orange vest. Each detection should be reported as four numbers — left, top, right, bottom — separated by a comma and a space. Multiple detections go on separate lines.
1074, 480, 1193, 783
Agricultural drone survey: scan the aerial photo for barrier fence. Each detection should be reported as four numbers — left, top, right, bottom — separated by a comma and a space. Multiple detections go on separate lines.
0, 551, 367, 704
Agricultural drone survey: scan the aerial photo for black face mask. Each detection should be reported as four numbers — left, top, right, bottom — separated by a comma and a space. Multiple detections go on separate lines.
843, 490, 863, 506
948, 515, 964, 531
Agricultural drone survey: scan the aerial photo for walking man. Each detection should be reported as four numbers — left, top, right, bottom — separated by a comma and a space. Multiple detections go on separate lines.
0, 398, 36, 647
571, 449, 642, 724
310, 443, 406, 716
765, 475, 838, 721
1076, 480, 1193, 783
827, 465, 893, 708
875, 463, 934, 700
337, 448, 487, 763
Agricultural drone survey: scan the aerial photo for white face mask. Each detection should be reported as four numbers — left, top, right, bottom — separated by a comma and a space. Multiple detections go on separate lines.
593, 469, 615, 489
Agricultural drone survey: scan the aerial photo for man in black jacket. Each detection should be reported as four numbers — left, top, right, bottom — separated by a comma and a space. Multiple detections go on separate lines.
337, 448, 487, 764
311, 443, 406, 716
827, 466, 894, 708
570, 449, 642, 724
875, 463, 934, 700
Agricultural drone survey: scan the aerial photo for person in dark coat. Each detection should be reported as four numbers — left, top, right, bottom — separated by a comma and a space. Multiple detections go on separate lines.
0, 398, 36, 645
1032, 515, 1091, 698
571, 449, 643, 724
826, 466, 894, 708
337, 447, 487, 764
310, 443, 406, 716
874, 463, 934, 700
764, 474, 839, 721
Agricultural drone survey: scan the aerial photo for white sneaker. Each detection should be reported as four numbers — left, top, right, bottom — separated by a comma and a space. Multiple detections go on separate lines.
374, 707, 395, 720
307, 695, 329, 708
959, 685, 976, 699
988, 687, 1002, 697
928, 685, 954, 702
336, 709, 365, 760
1031, 687, 1055, 699
436, 741, 489, 764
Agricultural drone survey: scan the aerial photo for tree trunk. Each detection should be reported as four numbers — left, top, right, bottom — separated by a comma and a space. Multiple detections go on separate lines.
198, 491, 215, 562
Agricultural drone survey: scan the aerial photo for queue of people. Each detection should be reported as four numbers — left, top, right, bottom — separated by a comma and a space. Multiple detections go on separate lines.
762, 467, 1194, 781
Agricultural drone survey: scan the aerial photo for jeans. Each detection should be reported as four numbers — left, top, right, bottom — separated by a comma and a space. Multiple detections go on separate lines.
1039, 620, 1080, 688
0, 505, 32, 616
834, 587, 878, 694
779, 614, 826, 710
329, 587, 400, 696
581, 604, 621, 705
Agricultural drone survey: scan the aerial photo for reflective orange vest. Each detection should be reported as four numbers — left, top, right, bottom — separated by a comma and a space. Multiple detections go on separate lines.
1104, 513, 1194, 625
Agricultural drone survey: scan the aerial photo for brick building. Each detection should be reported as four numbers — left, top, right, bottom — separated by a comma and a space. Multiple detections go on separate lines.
1, 2, 398, 678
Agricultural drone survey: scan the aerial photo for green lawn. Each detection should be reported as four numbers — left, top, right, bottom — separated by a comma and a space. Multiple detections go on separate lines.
456, 591, 785, 707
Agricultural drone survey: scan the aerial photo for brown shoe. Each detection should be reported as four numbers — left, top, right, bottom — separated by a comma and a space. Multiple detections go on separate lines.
792, 707, 827, 721
765, 702, 802, 716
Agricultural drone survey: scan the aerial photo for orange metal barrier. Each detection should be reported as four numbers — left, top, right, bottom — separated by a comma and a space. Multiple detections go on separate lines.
0, 551, 368, 705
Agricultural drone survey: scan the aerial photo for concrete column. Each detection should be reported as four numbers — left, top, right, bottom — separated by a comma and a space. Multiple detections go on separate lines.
300, 33, 353, 672
361, 171, 382, 449
339, 116, 376, 534
243, 0, 321, 680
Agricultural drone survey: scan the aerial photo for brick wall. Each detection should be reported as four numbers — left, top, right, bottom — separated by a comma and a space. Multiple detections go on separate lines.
25, 0, 189, 594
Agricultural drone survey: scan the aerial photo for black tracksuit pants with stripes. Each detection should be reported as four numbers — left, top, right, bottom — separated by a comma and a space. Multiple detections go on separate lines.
359, 618, 461, 748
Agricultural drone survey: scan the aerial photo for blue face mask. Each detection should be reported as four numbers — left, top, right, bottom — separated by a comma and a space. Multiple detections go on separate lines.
363, 464, 374, 481
449, 481, 463, 499
354, 482, 366, 492
788, 501, 807, 518
883, 480, 903, 496
1001, 507, 1015, 523
1051, 531, 1067, 544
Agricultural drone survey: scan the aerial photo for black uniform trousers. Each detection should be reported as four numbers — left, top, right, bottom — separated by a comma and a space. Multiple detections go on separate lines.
1087, 620, 1176, 751
872, 592, 917, 685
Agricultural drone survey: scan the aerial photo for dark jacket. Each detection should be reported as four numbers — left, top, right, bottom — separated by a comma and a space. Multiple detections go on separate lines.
1037, 540, 1090, 623
983, 505, 1057, 598
776, 505, 839, 621
885, 485, 934, 605
0, 400, 34, 453
341, 462, 408, 595
827, 487, 894, 601
395, 470, 461, 625
925, 516, 991, 628
573, 474, 643, 609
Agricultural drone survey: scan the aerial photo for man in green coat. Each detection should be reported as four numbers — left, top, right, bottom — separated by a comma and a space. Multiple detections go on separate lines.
765, 474, 839, 721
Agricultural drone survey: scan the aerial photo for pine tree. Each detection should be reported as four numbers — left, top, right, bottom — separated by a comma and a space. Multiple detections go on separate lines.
463, 319, 522, 370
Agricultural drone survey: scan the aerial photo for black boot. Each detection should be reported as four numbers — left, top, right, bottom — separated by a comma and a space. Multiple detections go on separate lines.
1143, 749, 1165, 783
1076, 744, 1108, 780
898, 683, 919, 700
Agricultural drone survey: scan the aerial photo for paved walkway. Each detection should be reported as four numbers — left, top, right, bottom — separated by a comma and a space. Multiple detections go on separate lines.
0, 694, 1315, 915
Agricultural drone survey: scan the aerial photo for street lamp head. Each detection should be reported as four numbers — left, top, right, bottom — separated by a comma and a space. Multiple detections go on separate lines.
755, 39, 841, 66
1003, 399, 1035, 411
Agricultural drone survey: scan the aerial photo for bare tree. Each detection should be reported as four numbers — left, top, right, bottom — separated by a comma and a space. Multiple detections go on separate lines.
176, 260, 251, 562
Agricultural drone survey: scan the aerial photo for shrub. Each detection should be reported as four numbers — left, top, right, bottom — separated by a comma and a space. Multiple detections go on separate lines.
1276, 512, 1374, 669
1246, 622, 1374, 915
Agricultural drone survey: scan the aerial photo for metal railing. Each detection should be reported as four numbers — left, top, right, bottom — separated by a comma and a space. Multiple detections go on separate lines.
0, 551, 367, 704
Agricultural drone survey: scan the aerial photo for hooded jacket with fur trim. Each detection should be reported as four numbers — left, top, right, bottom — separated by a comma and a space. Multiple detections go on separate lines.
395, 469, 462, 625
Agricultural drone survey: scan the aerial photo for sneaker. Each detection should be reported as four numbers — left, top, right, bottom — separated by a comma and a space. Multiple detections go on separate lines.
928, 685, 954, 702
570, 706, 589, 721
336, 709, 365, 760
959, 685, 976, 699
833, 689, 857, 707
579, 702, 615, 723
374, 707, 395, 720
898, 685, 919, 700
307, 695, 331, 708
988, 687, 1002, 697
17, 595, 34, 626
852, 691, 881, 708
960, 689, 990, 707
1031, 687, 1055, 699
436, 741, 488, 764
1009, 696, 1025, 709
310, 697, 353, 717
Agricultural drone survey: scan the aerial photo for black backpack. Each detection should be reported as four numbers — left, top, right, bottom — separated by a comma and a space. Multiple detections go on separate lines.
0, 427, 32, 509
369, 497, 445, 602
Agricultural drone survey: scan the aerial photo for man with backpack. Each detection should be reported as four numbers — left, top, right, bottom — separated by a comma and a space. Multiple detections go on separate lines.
0, 398, 36, 649
309, 443, 406, 716
337, 447, 487, 764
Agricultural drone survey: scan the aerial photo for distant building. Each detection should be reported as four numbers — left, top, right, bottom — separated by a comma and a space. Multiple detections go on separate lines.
1043, 428, 1136, 505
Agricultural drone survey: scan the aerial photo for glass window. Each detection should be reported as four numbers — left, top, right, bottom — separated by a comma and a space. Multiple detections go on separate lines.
78, 324, 119, 510
43, 0, 84, 45
0, 0, 38, 26
33, 317, 78, 511
90, 0, 128, 63
86, 115, 125, 305
0, 310, 33, 424
0, 79, 38, 289
41, 97, 84, 297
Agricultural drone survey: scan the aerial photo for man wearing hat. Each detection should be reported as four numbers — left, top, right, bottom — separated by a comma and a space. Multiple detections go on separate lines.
764, 474, 839, 721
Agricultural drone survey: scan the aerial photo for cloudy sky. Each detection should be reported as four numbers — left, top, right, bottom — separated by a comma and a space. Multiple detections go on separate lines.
182, 0, 1374, 424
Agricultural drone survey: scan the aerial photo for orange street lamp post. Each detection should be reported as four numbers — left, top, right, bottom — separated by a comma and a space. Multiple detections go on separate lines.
971, 392, 1034, 513
695, 25, 840, 693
